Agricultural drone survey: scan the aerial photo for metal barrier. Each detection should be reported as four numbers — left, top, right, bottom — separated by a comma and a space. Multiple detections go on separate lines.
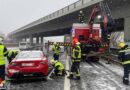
101, 55, 122, 65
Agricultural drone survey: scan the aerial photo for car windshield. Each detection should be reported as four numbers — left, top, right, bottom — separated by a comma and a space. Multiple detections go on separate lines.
16, 51, 42, 59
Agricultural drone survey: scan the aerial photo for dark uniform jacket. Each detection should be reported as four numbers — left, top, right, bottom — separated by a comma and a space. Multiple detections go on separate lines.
118, 48, 130, 65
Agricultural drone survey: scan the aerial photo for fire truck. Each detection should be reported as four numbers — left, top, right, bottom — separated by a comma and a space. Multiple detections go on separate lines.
71, 23, 102, 61
70, 1, 115, 62
47, 1, 114, 62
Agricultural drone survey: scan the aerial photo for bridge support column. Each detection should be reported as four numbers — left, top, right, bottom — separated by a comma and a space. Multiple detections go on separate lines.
41, 37, 44, 44
29, 34, 33, 45
25, 37, 27, 42
36, 36, 39, 44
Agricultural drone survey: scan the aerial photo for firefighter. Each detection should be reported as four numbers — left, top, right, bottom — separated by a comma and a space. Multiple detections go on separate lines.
7, 50, 18, 63
68, 42, 81, 80
14, 50, 19, 56
50, 59, 66, 76
118, 42, 130, 85
0, 37, 8, 86
78, 10, 85, 23
52, 42, 60, 60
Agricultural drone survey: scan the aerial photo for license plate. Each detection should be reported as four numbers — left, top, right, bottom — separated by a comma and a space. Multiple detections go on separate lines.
24, 74, 33, 76
22, 63, 34, 66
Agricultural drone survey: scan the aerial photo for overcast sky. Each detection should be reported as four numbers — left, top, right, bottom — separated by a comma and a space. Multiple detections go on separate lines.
0, 0, 78, 35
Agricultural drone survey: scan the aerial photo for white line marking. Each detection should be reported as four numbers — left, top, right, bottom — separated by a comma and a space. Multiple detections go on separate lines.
47, 69, 54, 80
64, 56, 70, 90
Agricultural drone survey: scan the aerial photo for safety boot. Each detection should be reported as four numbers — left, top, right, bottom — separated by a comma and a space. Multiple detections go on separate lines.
76, 76, 80, 80
62, 70, 67, 76
123, 78, 129, 85
73, 76, 80, 80
67, 74, 73, 79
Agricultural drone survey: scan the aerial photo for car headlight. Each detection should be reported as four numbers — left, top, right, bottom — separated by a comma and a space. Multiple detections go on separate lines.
8, 69, 19, 73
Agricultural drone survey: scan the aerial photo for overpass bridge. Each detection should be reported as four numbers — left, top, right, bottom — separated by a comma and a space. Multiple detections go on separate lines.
8, 0, 130, 44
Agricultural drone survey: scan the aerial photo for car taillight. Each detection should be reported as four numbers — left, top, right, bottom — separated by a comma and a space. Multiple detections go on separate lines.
11, 63, 17, 66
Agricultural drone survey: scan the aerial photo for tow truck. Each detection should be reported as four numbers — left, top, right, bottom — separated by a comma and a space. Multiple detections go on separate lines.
46, 1, 115, 62
74, 1, 115, 61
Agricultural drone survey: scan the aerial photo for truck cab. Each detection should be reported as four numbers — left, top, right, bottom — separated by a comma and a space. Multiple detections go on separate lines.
72, 23, 101, 61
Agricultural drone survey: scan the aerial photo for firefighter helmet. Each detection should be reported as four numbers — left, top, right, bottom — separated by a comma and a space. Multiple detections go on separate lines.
53, 42, 57, 45
119, 42, 125, 48
72, 37, 78, 45
79, 10, 83, 14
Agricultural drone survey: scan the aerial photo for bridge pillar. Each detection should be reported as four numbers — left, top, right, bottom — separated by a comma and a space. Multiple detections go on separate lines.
24, 37, 27, 42
29, 34, 33, 45
41, 37, 44, 44
36, 36, 39, 44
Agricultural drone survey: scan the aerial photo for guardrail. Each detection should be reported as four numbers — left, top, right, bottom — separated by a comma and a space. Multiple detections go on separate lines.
100, 54, 122, 65
4, 43, 19, 47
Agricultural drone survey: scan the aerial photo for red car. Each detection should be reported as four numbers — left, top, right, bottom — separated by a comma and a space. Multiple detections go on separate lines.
7, 50, 48, 79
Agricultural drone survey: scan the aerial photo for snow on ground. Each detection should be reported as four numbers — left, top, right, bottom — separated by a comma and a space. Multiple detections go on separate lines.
99, 59, 123, 78
5, 48, 130, 90
70, 60, 130, 90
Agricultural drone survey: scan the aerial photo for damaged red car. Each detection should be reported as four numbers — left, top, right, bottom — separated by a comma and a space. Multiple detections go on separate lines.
7, 50, 48, 79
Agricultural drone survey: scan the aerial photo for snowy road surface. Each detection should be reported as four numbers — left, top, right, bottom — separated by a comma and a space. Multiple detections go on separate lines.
70, 60, 130, 90
5, 47, 130, 90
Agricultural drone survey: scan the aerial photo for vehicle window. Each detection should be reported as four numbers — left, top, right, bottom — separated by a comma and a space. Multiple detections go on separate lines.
16, 51, 42, 59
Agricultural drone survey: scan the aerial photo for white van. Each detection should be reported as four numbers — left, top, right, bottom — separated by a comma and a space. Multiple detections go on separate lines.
19, 42, 30, 50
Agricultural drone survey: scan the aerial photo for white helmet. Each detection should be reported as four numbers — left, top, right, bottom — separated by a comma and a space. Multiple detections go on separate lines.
79, 10, 83, 14
76, 42, 80, 45
53, 42, 57, 45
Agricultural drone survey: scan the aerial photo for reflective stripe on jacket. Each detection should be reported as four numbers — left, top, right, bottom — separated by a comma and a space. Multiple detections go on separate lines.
0, 45, 6, 65
119, 48, 130, 65
54, 62, 64, 70
8, 50, 13, 57
72, 45, 81, 62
